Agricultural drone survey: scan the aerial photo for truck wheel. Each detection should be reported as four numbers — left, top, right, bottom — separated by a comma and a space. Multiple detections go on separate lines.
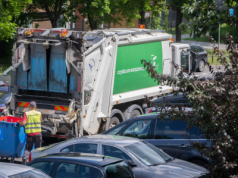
108, 117, 120, 129
197, 60, 205, 72
130, 110, 141, 119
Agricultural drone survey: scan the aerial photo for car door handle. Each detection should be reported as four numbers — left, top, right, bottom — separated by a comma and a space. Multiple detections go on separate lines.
178, 144, 187, 148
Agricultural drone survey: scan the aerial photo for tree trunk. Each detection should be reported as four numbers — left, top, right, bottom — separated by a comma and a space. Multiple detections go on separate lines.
88, 15, 97, 30
139, 11, 146, 24
175, 7, 183, 42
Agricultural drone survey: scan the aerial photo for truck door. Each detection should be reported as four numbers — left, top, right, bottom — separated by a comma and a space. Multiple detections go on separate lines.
49, 45, 68, 93
180, 49, 190, 74
28, 44, 47, 91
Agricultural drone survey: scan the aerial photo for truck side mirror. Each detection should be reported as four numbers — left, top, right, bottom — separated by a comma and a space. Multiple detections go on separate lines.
125, 160, 137, 167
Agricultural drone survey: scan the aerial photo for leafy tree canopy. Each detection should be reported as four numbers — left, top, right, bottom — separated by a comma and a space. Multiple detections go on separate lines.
181, 0, 237, 40
0, 0, 31, 41
78, 0, 164, 30
26, 0, 81, 28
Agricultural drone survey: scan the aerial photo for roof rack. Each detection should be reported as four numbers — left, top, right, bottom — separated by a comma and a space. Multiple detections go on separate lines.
42, 152, 105, 158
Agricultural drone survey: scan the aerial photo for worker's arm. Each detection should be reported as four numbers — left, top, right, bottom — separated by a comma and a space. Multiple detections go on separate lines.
19, 120, 27, 126
19, 113, 27, 126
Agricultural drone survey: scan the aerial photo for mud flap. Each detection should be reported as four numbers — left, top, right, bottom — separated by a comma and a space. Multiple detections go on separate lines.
49, 46, 67, 93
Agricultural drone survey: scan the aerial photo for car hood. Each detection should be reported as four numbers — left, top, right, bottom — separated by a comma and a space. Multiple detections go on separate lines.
147, 159, 208, 178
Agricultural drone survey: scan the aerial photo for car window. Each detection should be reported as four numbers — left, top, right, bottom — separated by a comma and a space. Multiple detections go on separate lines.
181, 52, 189, 73
105, 123, 127, 135
55, 163, 80, 178
102, 145, 132, 161
155, 119, 164, 139
190, 46, 197, 52
61, 145, 74, 152
74, 143, 97, 154
197, 45, 204, 52
92, 168, 103, 178
189, 126, 205, 139
121, 119, 152, 139
163, 119, 188, 139
29, 161, 54, 175
9, 169, 50, 178
77, 165, 91, 178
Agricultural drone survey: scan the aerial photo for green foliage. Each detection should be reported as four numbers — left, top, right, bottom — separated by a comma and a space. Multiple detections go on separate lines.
78, 0, 163, 30
26, 0, 80, 28
0, 0, 31, 41
141, 35, 238, 177
210, 24, 236, 42
181, 0, 236, 39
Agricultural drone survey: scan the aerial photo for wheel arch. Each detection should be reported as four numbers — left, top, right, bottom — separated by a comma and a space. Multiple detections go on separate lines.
110, 109, 124, 123
124, 104, 144, 120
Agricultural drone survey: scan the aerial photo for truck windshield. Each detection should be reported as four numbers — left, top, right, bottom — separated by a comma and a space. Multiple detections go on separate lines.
124, 141, 172, 166
104, 161, 134, 178
181, 52, 189, 73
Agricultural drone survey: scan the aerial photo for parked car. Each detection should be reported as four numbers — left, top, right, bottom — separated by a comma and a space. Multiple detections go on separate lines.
145, 93, 190, 113
190, 44, 208, 72
28, 152, 135, 178
103, 114, 210, 167
30, 135, 208, 178
0, 162, 50, 178
0, 93, 12, 115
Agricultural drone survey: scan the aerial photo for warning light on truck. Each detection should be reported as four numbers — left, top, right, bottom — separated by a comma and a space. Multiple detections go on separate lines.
138, 24, 145, 29
60, 29, 68, 37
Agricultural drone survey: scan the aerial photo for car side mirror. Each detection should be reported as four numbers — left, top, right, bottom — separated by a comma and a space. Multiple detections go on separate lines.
125, 160, 137, 167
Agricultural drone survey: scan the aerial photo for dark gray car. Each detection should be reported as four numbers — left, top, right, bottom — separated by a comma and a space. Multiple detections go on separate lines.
31, 135, 208, 178
190, 44, 208, 72
103, 114, 210, 167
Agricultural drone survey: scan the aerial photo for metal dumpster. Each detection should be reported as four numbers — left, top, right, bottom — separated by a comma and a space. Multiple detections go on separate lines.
0, 116, 26, 162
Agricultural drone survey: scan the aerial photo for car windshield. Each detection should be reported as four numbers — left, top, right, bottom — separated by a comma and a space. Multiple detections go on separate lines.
104, 161, 134, 178
124, 141, 172, 166
9, 169, 50, 178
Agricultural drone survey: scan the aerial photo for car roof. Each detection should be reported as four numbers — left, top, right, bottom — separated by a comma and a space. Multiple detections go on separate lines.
152, 93, 186, 104
0, 163, 34, 176
34, 152, 123, 167
49, 135, 141, 148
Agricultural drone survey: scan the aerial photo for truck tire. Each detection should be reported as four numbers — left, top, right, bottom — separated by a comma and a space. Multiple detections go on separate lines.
108, 117, 120, 129
130, 110, 141, 119
197, 60, 205, 72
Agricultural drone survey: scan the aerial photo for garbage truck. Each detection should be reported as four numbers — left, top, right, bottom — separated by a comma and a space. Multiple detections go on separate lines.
4, 28, 191, 139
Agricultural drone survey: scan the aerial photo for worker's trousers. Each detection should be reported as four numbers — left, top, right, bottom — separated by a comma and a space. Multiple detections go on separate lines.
23, 133, 42, 160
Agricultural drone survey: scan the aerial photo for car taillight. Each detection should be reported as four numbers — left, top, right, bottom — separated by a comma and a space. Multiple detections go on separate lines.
29, 153, 31, 162
148, 109, 152, 113
1, 84, 6, 87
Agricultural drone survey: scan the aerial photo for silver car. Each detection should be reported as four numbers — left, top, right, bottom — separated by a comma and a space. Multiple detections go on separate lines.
31, 135, 209, 178
0, 162, 50, 178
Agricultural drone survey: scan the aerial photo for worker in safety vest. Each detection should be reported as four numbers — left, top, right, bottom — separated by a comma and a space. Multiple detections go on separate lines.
19, 101, 42, 164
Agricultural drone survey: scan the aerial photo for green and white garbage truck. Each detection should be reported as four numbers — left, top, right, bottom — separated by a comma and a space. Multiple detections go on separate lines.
5, 28, 191, 138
